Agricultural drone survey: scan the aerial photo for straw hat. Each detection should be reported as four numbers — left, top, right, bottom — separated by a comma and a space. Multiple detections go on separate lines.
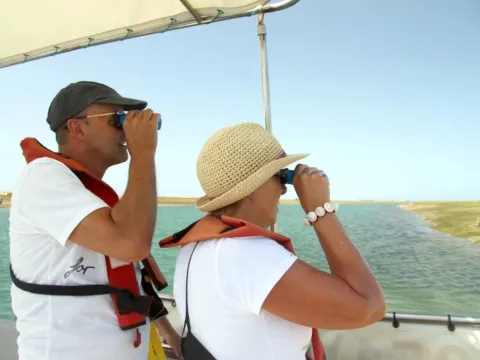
195, 122, 309, 212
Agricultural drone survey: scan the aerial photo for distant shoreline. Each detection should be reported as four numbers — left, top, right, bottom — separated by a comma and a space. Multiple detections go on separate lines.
2, 194, 479, 244
0, 195, 475, 208
156, 197, 410, 206
0, 195, 412, 209
399, 201, 480, 244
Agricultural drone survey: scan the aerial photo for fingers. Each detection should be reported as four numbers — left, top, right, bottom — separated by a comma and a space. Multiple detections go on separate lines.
307, 167, 319, 175
121, 108, 159, 157
294, 164, 327, 178
310, 168, 327, 180
124, 110, 138, 121
294, 163, 308, 175
124, 109, 160, 127
150, 113, 161, 128
138, 108, 153, 121
124, 109, 153, 120
292, 163, 331, 213
137, 109, 160, 129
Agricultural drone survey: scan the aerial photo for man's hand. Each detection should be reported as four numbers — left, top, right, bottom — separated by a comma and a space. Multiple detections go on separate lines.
154, 317, 183, 360
122, 108, 160, 158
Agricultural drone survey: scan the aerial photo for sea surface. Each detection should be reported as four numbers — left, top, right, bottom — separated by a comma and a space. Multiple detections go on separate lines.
1, 204, 480, 321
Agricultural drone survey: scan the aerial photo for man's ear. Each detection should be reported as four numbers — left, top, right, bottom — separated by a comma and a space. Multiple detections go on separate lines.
65, 119, 87, 140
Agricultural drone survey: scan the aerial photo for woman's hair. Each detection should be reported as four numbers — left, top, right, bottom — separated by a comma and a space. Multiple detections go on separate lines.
208, 200, 241, 217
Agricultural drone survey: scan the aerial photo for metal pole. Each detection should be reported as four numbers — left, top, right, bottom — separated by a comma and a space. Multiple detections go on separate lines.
256, 12, 277, 232
256, 12, 272, 133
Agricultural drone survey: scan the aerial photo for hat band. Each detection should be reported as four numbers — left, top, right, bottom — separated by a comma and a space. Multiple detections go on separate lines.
277, 149, 287, 159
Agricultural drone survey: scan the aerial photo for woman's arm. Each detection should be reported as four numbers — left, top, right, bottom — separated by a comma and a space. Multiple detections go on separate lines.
262, 165, 385, 329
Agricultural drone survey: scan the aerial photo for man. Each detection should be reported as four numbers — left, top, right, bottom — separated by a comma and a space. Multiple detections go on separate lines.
9, 81, 181, 360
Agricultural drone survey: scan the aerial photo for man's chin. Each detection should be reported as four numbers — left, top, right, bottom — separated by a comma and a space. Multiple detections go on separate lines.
110, 151, 129, 166
119, 146, 129, 161
118, 154, 129, 164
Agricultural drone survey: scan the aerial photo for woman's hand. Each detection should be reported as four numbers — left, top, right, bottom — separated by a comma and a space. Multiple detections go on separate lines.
292, 164, 330, 213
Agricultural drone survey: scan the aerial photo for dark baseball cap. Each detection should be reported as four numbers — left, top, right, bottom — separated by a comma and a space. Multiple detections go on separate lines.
46, 81, 148, 131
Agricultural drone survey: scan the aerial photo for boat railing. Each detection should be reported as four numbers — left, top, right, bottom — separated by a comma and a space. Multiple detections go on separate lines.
157, 293, 480, 359
157, 294, 480, 327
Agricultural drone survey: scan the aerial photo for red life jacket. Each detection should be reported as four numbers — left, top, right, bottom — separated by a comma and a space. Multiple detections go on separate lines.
13, 137, 168, 348
159, 215, 326, 360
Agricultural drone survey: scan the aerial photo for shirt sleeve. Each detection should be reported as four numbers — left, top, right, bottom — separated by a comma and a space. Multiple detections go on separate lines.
17, 158, 110, 247
216, 236, 298, 315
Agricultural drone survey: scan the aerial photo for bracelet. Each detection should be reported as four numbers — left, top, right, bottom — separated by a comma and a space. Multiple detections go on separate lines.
303, 202, 337, 226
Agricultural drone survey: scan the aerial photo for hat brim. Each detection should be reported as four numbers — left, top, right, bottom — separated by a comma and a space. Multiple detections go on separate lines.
195, 153, 309, 212
96, 95, 147, 111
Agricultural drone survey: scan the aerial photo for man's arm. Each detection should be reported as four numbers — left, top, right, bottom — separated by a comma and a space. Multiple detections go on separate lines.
68, 110, 160, 261
20, 110, 160, 262
68, 154, 157, 262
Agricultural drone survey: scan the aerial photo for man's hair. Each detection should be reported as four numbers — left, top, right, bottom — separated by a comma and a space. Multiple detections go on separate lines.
55, 126, 69, 146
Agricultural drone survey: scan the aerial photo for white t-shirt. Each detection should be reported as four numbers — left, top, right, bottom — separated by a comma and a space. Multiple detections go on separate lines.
173, 236, 312, 360
9, 157, 150, 360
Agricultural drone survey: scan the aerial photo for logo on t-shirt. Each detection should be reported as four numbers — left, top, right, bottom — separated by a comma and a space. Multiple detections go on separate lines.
64, 257, 95, 279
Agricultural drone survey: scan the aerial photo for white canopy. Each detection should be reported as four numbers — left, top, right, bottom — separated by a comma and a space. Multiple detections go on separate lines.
0, 0, 299, 69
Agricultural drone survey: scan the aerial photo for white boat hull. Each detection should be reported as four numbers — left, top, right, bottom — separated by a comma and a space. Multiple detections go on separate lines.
0, 319, 19, 360
319, 321, 480, 360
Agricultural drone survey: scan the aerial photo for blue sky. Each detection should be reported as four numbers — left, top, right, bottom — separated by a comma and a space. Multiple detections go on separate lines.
0, 1, 479, 201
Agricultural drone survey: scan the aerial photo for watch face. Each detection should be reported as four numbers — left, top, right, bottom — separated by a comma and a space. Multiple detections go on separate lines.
324, 202, 335, 212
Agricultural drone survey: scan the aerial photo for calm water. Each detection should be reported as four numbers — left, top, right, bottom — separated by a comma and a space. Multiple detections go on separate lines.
1, 204, 479, 321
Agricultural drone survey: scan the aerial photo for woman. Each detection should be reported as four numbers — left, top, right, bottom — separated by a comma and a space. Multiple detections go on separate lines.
160, 122, 385, 360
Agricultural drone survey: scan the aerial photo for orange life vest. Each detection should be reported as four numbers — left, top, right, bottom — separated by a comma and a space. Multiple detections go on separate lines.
13, 137, 168, 348
159, 215, 326, 360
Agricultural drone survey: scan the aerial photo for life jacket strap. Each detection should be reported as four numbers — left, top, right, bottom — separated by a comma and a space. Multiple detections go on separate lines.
141, 255, 168, 291
9, 264, 168, 324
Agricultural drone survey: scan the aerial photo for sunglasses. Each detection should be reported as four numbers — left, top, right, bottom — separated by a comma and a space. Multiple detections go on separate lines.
73, 111, 162, 130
